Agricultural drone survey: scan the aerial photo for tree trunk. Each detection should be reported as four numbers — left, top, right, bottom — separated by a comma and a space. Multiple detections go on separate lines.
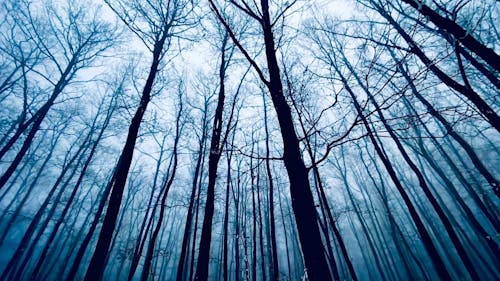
140, 104, 182, 281
176, 105, 208, 281
194, 33, 229, 281
82, 36, 165, 281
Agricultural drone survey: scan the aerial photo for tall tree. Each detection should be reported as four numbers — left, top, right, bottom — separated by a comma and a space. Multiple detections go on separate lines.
83, 0, 193, 279
208, 1, 333, 280
139, 90, 184, 281
175, 89, 212, 281
194, 31, 231, 281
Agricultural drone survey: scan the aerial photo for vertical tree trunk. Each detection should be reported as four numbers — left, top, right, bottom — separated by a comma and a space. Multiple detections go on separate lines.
82, 36, 166, 281
288, 78, 357, 281
333, 152, 389, 281
250, 143, 258, 281
262, 91, 280, 281
256, 166, 268, 281
194, 33, 229, 281
358, 143, 426, 280
127, 136, 168, 281
140, 102, 182, 281
176, 103, 209, 281
189, 164, 205, 281
276, 181, 292, 281
260, 2, 333, 279
64, 169, 115, 281
222, 151, 232, 281
233, 160, 242, 281
209, 1, 333, 278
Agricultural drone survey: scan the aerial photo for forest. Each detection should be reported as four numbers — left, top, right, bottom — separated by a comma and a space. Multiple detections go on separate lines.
0, 0, 498, 280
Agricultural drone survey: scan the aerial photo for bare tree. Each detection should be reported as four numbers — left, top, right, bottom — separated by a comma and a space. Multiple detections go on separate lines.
194, 30, 233, 281
82, 0, 194, 280
207, 1, 333, 280
0, 0, 117, 188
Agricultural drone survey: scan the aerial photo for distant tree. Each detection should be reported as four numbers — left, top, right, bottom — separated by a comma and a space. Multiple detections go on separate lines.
0, 0, 117, 188
194, 31, 232, 281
